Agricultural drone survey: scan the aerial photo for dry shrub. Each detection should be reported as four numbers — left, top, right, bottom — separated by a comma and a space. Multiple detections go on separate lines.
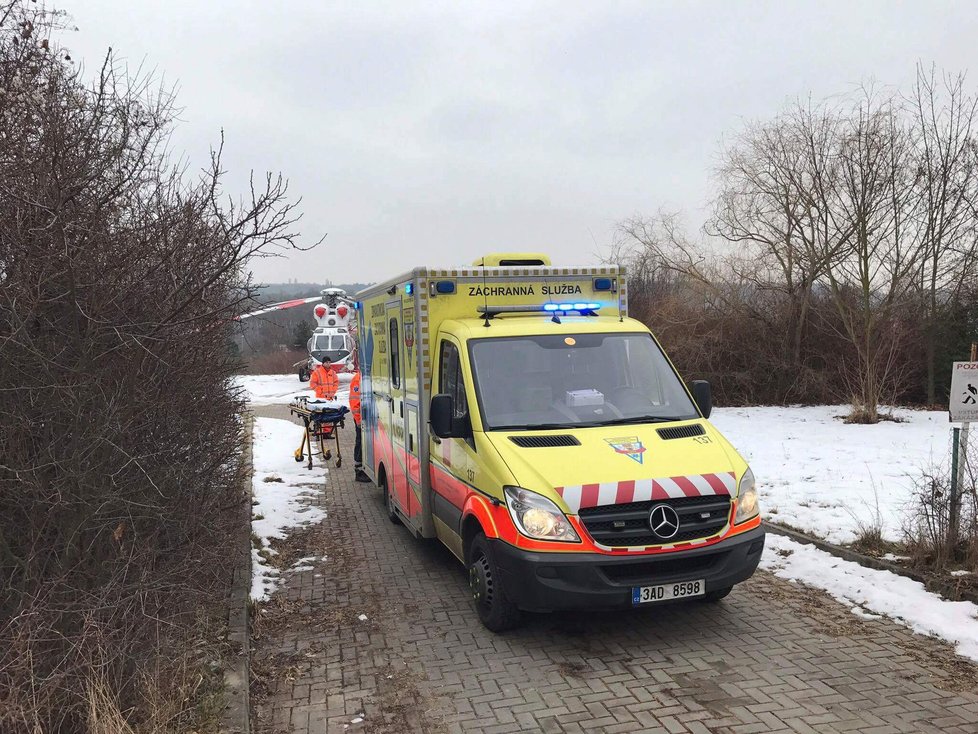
904, 459, 978, 574
241, 348, 308, 375
0, 3, 313, 731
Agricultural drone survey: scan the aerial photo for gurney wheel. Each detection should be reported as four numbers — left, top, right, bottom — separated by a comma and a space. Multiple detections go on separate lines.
324, 449, 332, 460
336, 457, 342, 468
294, 453, 304, 463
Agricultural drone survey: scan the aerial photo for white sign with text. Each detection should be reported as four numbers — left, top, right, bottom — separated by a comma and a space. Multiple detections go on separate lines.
950, 361, 978, 422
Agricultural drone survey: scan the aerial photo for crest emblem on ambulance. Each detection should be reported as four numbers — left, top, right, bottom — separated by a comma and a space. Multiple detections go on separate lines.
605, 436, 647, 464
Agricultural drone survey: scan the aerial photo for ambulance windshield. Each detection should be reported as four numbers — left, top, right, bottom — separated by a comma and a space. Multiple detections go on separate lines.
468, 332, 699, 430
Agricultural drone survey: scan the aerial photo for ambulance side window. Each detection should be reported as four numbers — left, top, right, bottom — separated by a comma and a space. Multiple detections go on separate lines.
439, 341, 468, 418
389, 318, 400, 388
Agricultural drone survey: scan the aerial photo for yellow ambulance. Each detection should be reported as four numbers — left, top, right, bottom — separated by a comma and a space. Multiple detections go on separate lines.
356, 254, 763, 631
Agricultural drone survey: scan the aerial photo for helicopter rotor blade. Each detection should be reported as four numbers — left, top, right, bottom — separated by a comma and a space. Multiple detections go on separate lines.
237, 296, 322, 320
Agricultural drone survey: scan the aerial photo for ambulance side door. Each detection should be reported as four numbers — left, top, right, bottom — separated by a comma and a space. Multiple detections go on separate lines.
384, 300, 413, 519
430, 336, 477, 544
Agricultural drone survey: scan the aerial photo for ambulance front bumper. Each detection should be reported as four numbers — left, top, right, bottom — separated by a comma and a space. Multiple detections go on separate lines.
490, 525, 765, 613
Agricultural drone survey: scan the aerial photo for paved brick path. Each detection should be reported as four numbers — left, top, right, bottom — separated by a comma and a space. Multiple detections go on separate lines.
250, 406, 978, 734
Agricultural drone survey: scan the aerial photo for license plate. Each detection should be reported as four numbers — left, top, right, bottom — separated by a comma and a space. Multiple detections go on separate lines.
632, 579, 705, 604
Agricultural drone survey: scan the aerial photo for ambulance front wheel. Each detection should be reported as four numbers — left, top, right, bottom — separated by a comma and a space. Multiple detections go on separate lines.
467, 533, 522, 632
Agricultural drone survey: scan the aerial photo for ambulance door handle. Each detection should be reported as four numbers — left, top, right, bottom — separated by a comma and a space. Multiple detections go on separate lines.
399, 402, 404, 418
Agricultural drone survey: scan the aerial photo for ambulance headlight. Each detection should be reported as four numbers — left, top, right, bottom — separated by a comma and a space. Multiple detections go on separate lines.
503, 487, 580, 542
734, 468, 760, 524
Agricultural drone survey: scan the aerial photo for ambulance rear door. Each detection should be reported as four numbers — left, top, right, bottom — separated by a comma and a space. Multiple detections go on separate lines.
384, 299, 417, 525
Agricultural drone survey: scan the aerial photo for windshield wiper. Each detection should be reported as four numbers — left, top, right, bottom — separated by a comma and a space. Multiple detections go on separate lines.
590, 415, 681, 426
494, 423, 577, 431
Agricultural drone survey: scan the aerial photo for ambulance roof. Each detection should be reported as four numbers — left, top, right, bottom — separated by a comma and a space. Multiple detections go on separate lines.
442, 315, 648, 340
356, 263, 623, 300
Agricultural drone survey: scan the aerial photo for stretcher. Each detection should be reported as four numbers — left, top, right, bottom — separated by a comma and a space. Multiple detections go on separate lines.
290, 397, 349, 470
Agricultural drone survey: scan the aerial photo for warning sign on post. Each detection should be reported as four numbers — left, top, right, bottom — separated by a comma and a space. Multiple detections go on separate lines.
950, 362, 978, 422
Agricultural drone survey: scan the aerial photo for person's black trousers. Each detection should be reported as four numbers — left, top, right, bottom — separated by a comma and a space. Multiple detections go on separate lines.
353, 422, 362, 469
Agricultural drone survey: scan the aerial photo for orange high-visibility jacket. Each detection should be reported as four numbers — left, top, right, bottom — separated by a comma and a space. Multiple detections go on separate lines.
349, 371, 361, 424
310, 364, 339, 399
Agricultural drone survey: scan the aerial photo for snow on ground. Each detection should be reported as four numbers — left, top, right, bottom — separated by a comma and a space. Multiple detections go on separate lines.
762, 535, 978, 662
235, 372, 352, 406
250, 416, 327, 601
712, 405, 951, 544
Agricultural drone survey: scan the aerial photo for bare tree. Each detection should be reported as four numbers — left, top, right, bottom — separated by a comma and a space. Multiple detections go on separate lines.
908, 63, 978, 404
807, 88, 923, 420
710, 102, 850, 366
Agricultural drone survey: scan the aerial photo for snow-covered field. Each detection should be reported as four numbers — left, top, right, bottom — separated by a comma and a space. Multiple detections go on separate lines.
713, 405, 951, 544
235, 373, 352, 407
763, 535, 978, 662
250, 416, 327, 601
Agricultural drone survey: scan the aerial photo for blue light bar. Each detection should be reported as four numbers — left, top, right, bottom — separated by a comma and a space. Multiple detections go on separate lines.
593, 277, 614, 291
405, 283, 414, 295
435, 280, 456, 294
542, 302, 600, 312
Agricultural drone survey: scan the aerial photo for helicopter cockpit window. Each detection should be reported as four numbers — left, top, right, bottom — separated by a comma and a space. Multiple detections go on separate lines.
309, 333, 351, 364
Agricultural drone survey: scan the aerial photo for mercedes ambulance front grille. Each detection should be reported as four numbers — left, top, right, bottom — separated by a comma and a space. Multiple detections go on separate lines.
508, 435, 581, 447
599, 552, 728, 585
656, 424, 706, 440
577, 495, 731, 547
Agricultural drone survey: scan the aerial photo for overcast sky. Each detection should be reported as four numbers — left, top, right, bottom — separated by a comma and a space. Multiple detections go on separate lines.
68, 1, 977, 284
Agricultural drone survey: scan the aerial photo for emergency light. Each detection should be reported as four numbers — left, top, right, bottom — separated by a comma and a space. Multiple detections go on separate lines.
478, 303, 601, 319
405, 283, 414, 295
593, 277, 616, 292
432, 280, 456, 295
543, 302, 601, 312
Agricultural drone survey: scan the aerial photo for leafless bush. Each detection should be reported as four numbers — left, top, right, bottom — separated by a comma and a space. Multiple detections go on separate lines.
903, 439, 978, 572
242, 348, 308, 375
0, 2, 315, 730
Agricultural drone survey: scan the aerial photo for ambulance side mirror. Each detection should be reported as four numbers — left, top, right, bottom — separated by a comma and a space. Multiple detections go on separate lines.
691, 380, 712, 419
431, 393, 466, 439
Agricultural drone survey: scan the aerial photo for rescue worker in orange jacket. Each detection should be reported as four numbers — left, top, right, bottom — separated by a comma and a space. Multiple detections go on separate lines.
350, 357, 370, 483
309, 359, 339, 400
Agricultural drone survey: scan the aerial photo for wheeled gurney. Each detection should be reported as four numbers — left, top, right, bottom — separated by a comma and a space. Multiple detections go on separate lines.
290, 397, 349, 470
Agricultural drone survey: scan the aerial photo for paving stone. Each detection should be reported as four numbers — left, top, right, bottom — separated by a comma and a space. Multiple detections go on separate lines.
250, 406, 978, 734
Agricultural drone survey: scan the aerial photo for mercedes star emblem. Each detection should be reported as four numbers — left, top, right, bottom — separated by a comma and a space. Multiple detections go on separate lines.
648, 504, 680, 540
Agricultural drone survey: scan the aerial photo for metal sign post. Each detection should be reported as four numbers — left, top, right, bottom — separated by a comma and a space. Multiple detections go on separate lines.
948, 345, 978, 548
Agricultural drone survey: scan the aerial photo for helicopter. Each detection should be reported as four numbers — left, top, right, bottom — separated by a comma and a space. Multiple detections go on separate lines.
239, 287, 358, 382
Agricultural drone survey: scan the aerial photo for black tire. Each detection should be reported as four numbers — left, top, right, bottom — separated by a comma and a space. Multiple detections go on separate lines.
380, 472, 400, 525
467, 533, 522, 632
700, 585, 733, 603
298, 367, 310, 382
